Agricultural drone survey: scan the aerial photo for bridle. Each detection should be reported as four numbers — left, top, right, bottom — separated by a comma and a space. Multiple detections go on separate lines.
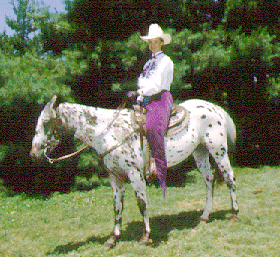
44, 100, 130, 164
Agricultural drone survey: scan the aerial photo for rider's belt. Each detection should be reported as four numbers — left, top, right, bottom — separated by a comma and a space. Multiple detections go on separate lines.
142, 90, 168, 108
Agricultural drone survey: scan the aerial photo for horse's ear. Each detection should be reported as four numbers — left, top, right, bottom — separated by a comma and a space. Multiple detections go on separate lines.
42, 95, 58, 116
49, 95, 57, 109
45, 95, 57, 109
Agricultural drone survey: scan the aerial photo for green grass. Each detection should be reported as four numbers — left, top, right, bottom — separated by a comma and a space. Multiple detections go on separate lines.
1, 166, 280, 256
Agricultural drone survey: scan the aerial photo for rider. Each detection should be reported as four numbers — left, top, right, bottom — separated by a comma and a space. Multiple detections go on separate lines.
129, 24, 174, 197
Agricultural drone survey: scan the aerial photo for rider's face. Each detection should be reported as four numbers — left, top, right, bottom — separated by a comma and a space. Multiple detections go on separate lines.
148, 38, 164, 54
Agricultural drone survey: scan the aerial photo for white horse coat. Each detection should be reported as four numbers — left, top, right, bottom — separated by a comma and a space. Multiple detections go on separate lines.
30, 96, 239, 248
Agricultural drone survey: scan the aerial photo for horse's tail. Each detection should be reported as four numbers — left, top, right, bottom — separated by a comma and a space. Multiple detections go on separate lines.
224, 111, 236, 146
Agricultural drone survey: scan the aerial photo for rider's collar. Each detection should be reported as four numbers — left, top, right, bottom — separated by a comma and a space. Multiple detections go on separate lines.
152, 51, 163, 59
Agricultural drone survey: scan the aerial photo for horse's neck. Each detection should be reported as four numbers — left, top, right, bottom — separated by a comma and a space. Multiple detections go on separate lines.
57, 103, 116, 142
57, 103, 136, 156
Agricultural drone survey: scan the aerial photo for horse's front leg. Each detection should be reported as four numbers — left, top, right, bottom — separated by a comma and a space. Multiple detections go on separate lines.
128, 169, 151, 245
104, 175, 125, 249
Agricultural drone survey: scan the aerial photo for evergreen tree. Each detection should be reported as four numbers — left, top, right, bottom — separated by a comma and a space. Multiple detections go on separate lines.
6, 0, 34, 40
5, 0, 49, 54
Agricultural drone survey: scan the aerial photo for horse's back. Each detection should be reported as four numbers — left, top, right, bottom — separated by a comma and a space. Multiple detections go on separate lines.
179, 99, 219, 111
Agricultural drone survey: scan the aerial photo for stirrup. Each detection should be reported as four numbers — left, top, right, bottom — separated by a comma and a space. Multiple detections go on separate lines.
146, 158, 157, 181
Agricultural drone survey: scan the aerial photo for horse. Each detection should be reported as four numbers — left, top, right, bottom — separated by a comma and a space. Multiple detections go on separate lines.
30, 95, 239, 248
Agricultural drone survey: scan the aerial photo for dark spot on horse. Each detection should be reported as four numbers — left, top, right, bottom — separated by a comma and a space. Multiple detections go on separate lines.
201, 115, 206, 119
134, 135, 137, 140
209, 124, 212, 127
220, 133, 224, 137
178, 150, 183, 153
221, 147, 225, 151
207, 108, 212, 112
218, 121, 221, 125
137, 198, 147, 215
196, 106, 205, 108
206, 133, 209, 137
215, 152, 219, 156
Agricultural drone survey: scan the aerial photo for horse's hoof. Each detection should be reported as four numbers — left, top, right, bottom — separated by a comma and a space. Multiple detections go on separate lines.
229, 213, 239, 221
140, 238, 152, 246
140, 233, 152, 246
103, 235, 118, 250
200, 216, 209, 223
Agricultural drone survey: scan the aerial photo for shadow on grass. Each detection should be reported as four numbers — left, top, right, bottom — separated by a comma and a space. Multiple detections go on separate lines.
47, 209, 231, 254
122, 209, 231, 247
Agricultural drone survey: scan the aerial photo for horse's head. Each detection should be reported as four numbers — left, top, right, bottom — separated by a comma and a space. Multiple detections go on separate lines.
30, 95, 61, 161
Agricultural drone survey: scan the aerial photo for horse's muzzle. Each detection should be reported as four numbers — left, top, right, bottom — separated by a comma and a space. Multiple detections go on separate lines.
29, 148, 43, 161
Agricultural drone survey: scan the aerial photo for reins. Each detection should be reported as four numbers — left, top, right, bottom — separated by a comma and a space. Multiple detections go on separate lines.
44, 100, 128, 164
44, 144, 89, 164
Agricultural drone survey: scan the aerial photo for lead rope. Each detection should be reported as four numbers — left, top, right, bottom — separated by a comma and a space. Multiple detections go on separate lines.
45, 100, 128, 163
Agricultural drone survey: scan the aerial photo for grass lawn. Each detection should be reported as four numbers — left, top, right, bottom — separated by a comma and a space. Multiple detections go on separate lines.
0, 166, 280, 256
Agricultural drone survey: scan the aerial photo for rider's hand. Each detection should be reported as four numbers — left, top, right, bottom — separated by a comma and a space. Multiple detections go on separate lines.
126, 91, 138, 98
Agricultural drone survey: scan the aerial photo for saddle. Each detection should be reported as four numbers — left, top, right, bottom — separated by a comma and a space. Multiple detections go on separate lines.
132, 104, 190, 181
133, 104, 189, 137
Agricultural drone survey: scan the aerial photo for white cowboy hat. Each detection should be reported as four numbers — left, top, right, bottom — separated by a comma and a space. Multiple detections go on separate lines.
140, 24, 171, 45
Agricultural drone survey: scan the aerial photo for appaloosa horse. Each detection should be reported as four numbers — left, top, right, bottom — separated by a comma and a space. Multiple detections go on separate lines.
30, 95, 239, 248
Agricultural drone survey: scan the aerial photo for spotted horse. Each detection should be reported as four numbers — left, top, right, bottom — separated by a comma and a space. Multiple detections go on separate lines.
30, 95, 239, 249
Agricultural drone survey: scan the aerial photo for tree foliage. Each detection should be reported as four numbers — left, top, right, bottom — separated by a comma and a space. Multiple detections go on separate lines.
5, 0, 50, 54
0, 0, 279, 192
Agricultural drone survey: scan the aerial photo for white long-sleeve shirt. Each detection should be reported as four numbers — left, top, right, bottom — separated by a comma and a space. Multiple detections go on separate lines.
137, 51, 173, 102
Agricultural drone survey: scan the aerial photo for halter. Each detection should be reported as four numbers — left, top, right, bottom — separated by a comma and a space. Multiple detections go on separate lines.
44, 100, 130, 163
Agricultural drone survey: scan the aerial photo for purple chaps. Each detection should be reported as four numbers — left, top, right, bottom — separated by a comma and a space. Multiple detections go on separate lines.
146, 91, 173, 197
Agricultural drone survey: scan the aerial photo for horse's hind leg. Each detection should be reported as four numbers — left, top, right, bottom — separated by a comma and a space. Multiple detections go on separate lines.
192, 145, 215, 222
128, 169, 151, 245
104, 175, 125, 249
208, 147, 239, 216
